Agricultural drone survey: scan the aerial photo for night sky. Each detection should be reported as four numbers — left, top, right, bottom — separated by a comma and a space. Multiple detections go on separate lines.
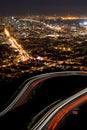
0, 0, 87, 16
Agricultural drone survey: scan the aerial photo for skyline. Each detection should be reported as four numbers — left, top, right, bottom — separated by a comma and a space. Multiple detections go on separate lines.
0, 0, 87, 16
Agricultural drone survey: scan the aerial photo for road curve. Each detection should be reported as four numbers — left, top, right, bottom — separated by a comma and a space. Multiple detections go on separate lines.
0, 71, 87, 117
31, 88, 87, 130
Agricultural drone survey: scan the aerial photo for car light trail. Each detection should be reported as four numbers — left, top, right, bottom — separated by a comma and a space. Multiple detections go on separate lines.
4, 28, 29, 62
48, 94, 87, 130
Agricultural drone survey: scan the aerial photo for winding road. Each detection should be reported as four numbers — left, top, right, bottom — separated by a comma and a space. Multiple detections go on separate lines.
0, 71, 87, 119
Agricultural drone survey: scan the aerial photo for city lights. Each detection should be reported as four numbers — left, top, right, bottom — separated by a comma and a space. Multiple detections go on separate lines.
0, 15, 87, 80
4, 28, 29, 62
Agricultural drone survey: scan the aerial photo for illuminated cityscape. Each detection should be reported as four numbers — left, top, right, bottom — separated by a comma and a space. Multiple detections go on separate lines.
0, 15, 87, 130
1, 0, 87, 130
0, 15, 87, 82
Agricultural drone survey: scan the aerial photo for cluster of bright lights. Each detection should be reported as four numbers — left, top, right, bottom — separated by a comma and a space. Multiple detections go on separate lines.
37, 56, 43, 61
79, 21, 87, 26
61, 16, 80, 20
